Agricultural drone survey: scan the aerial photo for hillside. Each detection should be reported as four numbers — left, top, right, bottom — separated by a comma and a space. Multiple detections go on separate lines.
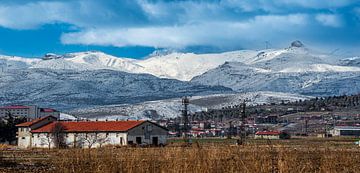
0, 68, 231, 111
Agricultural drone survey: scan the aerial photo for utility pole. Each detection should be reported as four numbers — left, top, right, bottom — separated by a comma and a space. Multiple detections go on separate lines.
182, 96, 190, 144
239, 99, 249, 145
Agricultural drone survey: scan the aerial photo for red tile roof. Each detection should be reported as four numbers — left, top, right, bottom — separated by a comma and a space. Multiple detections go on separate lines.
255, 131, 281, 135
0, 105, 29, 109
31, 120, 146, 133
16, 116, 56, 127
41, 108, 57, 113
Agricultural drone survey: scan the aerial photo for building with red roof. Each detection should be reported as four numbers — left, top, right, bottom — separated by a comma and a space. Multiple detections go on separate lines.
0, 105, 60, 119
16, 116, 168, 149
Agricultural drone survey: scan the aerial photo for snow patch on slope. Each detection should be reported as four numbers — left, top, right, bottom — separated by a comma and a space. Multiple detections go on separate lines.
70, 91, 312, 120
280, 64, 360, 73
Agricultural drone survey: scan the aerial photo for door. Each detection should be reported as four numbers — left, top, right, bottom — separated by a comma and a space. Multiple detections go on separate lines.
136, 137, 142, 144
152, 137, 158, 146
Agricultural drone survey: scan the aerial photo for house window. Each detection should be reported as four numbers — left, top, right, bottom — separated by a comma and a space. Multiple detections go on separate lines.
21, 137, 25, 139
106, 133, 109, 137
120, 137, 123, 145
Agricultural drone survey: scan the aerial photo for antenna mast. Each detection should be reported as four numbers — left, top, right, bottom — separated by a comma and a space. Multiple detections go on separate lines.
239, 99, 248, 145
182, 96, 190, 144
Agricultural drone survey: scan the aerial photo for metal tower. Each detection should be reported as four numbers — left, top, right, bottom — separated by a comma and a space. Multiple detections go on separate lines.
182, 96, 191, 143
239, 99, 249, 145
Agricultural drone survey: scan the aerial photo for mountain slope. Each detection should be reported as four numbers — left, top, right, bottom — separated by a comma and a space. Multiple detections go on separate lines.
191, 60, 360, 96
0, 68, 231, 111
69, 91, 312, 120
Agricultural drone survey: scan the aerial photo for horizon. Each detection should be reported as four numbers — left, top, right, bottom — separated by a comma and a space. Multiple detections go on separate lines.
0, 1, 360, 58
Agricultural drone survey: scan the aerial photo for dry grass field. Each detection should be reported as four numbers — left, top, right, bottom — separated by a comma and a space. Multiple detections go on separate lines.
1, 138, 360, 173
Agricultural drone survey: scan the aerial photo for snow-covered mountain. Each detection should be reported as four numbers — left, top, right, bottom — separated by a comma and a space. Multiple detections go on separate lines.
1, 40, 360, 117
190, 42, 360, 96
0, 68, 231, 111
69, 91, 312, 120
1, 41, 357, 82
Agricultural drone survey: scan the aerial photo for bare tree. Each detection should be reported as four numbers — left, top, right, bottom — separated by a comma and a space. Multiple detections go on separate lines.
51, 122, 66, 148
40, 133, 55, 149
79, 132, 109, 148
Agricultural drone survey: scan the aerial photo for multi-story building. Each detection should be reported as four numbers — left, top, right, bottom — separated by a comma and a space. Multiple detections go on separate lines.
0, 105, 60, 119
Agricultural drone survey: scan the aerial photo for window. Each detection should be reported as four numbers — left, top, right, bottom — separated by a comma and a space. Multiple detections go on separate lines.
136, 137, 142, 144
21, 137, 25, 139
106, 133, 109, 137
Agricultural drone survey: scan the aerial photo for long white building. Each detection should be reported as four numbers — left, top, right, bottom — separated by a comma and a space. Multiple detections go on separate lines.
16, 116, 168, 149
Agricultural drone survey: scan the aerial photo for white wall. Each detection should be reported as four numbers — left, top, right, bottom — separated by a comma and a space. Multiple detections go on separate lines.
17, 127, 32, 149
127, 121, 168, 145
254, 134, 280, 140
32, 132, 127, 148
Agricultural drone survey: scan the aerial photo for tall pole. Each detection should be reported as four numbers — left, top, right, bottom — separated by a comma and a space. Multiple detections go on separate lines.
239, 99, 247, 145
182, 96, 190, 144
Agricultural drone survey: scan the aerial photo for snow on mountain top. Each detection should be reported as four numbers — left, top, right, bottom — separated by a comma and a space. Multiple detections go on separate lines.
0, 41, 358, 81
290, 40, 304, 48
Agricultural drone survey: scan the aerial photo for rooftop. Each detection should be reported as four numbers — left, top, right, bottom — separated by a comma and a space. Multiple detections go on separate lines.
255, 131, 281, 135
31, 120, 146, 133
334, 126, 360, 130
16, 115, 56, 127
0, 105, 29, 109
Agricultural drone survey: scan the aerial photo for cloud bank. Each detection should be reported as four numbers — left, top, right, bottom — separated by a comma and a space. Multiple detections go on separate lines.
0, 0, 360, 53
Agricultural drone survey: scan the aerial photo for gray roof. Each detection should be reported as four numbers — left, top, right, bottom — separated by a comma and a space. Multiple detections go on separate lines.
334, 126, 360, 130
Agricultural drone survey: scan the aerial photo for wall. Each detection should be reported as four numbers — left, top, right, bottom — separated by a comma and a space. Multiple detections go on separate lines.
17, 127, 32, 149
254, 134, 280, 140
32, 132, 127, 148
127, 121, 168, 145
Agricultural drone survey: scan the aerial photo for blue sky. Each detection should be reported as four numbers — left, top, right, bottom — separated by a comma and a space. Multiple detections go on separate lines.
0, 0, 360, 58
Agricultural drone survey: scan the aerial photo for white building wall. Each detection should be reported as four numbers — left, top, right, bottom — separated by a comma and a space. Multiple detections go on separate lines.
17, 127, 32, 149
127, 135, 167, 145
127, 121, 168, 145
254, 134, 280, 140
32, 132, 128, 148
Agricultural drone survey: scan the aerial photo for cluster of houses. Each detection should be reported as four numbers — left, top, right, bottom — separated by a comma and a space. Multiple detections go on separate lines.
1, 104, 360, 149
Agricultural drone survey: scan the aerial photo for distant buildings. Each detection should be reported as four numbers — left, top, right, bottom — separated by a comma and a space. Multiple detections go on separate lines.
255, 115, 278, 124
0, 105, 59, 119
255, 131, 290, 139
16, 116, 168, 149
330, 126, 360, 136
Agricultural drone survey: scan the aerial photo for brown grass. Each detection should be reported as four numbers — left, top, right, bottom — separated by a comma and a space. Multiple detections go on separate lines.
1, 139, 360, 173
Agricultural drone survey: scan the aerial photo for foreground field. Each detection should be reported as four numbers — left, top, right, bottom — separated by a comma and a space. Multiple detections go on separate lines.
1, 138, 360, 173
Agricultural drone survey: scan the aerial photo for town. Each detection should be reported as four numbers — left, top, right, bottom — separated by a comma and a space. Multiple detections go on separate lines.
1, 93, 360, 149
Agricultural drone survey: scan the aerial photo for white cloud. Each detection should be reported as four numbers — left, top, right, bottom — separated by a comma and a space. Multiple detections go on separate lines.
0, 0, 357, 51
61, 14, 309, 49
0, 1, 70, 29
222, 0, 357, 12
315, 14, 342, 27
